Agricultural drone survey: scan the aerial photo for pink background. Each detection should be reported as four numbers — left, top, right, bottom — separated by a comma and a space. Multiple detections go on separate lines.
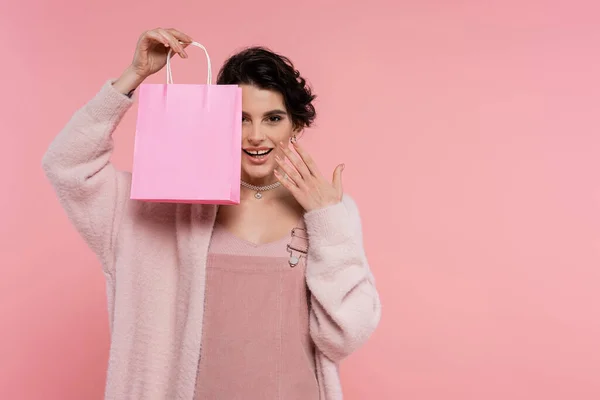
2, 1, 600, 399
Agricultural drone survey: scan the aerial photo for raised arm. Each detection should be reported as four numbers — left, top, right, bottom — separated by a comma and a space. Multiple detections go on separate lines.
42, 77, 134, 273
42, 28, 193, 274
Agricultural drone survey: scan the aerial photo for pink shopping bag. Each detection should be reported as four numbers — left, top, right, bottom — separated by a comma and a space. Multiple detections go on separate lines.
131, 42, 242, 204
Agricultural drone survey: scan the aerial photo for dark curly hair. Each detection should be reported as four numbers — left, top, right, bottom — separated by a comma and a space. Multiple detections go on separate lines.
216, 46, 316, 130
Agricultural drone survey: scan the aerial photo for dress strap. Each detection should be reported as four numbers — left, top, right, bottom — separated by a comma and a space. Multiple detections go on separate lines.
287, 218, 309, 267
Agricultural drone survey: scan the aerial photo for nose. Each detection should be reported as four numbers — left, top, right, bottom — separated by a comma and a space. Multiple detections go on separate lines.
245, 122, 266, 144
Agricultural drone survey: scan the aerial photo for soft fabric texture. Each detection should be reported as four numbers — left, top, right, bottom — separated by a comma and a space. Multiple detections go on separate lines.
42, 80, 381, 400
196, 219, 319, 399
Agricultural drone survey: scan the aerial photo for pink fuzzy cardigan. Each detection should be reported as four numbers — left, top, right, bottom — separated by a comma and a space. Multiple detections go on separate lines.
42, 81, 381, 399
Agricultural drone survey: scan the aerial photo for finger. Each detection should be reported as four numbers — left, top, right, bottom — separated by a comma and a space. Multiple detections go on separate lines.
332, 164, 345, 198
157, 29, 188, 58
274, 169, 300, 195
145, 30, 171, 49
165, 28, 194, 45
145, 30, 178, 59
292, 141, 323, 178
158, 29, 188, 58
279, 141, 311, 180
274, 154, 304, 188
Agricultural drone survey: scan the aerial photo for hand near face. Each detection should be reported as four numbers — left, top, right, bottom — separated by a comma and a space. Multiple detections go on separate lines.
274, 141, 344, 212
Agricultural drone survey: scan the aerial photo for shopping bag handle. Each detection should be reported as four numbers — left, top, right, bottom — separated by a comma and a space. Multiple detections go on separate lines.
166, 41, 212, 85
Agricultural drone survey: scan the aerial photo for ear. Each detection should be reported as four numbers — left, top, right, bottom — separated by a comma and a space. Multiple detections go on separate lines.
289, 127, 303, 144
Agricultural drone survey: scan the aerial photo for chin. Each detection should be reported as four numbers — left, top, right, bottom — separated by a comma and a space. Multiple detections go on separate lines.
241, 163, 276, 181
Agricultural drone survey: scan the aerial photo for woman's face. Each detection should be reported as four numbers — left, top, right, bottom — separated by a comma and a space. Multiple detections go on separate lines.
240, 84, 297, 185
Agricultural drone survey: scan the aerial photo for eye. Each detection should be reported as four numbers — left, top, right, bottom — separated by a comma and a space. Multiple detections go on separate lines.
242, 116, 250, 123
268, 115, 282, 123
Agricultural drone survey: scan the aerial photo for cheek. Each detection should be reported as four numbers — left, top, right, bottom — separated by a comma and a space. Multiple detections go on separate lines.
269, 124, 294, 142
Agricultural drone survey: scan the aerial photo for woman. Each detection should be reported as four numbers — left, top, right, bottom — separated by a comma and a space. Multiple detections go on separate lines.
42, 27, 381, 400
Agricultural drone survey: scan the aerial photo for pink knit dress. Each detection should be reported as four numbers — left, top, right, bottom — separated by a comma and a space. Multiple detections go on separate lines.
194, 218, 320, 399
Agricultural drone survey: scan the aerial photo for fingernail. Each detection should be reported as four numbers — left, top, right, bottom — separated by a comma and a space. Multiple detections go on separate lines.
342, 164, 346, 171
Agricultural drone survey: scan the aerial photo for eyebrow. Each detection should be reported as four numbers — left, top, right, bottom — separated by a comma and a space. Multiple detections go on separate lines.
264, 109, 287, 117
242, 109, 288, 118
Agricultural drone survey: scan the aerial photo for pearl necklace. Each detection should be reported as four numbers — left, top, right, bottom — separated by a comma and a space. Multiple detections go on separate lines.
240, 180, 282, 199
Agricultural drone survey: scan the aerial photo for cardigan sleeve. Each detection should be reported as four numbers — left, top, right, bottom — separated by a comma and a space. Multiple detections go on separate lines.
41, 80, 133, 275
303, 194, 382, 362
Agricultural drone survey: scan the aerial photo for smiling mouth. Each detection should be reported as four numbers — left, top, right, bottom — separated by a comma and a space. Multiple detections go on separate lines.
243, 149, 274, 158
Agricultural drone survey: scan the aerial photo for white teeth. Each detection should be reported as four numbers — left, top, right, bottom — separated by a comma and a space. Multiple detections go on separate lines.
248, 149, 270, 155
